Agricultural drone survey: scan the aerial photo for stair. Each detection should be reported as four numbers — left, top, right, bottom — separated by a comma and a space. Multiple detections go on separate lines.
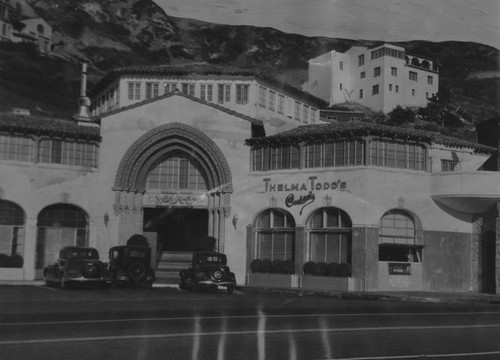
155, 252, 193, 285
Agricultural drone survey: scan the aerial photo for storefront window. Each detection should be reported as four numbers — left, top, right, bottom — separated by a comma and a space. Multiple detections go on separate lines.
0, 200, 25, 268
255, 209, 295, 261
307, 207, 352, 263
378, 210, 422, 262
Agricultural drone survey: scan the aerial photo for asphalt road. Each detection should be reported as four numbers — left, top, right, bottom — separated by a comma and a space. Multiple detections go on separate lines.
1, 285, 500, 360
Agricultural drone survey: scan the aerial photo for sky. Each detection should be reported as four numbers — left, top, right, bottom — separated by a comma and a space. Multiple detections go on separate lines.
157, 0, 500, 49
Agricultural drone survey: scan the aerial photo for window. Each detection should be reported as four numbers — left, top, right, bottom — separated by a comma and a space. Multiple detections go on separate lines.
251, 145, 300, 171
391, 67, 397, 76
326, 115, 337, 121
0, 135, 34, 162
236, 84, 249, 104
277, 94, 285, 114
255, 209, 295, 261
311, 108, 317, 123
395, 85, 399, 93
0, 200, 25, 268
145, 82, 159, 99
378, 210, 422, 263
146, 154, 207, 191
441, 159, 458, 172
339, 61, 344, 70
258, 86, 267, 108
412, 89, 415, 96
268, 90, 276, 111
369, 140, 426, 170
306, 140, 364, 168
374, 66, 381, 77
182, 83, 195, 96
127, 82, 141, 100
307, 207, 352, 264
218, 84, 231, 103
200, 84, 213, 102
340, 83, 343, 90
39, 139, 99, 167
359, 89, 363, 99
372, 84, 379, 95
389, 84, 393, 91
294, 101, 301, 121
427, 76, 433, 85
409, 71, 418, 81
358, 54, 364, 66
303, 105, 310, 124
360, 71, 365, 79
163, 82, 177, 93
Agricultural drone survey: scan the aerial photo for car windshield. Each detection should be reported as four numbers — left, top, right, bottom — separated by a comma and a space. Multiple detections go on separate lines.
195, 254, 226, 265
63, 248, 99, 260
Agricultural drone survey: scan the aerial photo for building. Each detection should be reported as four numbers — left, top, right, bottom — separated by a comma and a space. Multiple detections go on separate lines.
304, 43, 439, 114
11, 17, 52, 54
0, 0, 11, 42
0, 62, 499, 294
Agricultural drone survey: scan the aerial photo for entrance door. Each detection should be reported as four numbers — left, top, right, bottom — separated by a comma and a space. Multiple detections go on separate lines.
481, 231, 496, 293
143, 208, 208, 252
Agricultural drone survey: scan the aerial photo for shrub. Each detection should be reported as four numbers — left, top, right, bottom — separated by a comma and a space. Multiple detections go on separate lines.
0, 253, 9, 267
261, 259, 273, 273
282, 260, 295, 274
127, 234, 149, 247
8, 254, 23, 268
250, 259, 263, 273
327, 262, 339, 276
315, 262, 328, 276
338, 263, 352, 277
303, 261, 316, 275
271, 260, 284, 274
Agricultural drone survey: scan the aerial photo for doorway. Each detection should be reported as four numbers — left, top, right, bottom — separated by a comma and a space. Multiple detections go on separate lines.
481, 231, 496, 293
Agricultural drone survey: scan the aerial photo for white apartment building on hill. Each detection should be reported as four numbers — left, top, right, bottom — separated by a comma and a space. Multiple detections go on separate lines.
304, 43, 439, 114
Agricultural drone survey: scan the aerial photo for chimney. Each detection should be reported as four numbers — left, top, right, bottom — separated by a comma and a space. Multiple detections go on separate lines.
73, 61, 98, 127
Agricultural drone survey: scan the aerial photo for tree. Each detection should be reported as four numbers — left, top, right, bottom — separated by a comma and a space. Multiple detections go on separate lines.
387, 106, 415, 126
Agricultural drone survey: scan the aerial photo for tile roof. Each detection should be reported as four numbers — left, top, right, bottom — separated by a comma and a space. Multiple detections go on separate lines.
90, 62, 328, 107
245, 121, 496, 154
0, 113, 101, 141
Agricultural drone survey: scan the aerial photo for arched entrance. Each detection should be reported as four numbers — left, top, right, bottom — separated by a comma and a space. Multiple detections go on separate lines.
113, 122, 233, 255
481, 231, 496, 293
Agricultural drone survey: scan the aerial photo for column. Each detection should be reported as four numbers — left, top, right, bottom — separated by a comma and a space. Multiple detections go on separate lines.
23, 218, 38, 280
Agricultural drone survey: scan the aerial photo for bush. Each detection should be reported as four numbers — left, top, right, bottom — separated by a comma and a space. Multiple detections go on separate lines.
271, 259, 284, 274
127, 234, 149, 247
314, 262, 328, 276
303, 261, 316, 275
8, 254, 23, 268
261, 259, 273, 273
338, 263, 352, 277
282, 260, 295, 274
327, 262, 339, 276
250, 259, 263, 273
0, 253, 9, 267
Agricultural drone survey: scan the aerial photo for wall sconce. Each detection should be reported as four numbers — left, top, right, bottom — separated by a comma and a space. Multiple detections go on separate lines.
232, 214, 238, 230
103, 212, 109, 227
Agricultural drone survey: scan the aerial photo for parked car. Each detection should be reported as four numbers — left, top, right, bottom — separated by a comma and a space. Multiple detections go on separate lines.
43, 246, 111, 289
108, 245, 155, 288
179, 251, 236, 294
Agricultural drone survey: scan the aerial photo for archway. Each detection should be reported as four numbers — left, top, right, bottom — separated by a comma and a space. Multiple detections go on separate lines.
481, 231, 496, 293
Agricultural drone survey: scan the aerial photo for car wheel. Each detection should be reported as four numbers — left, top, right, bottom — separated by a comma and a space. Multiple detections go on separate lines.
128, 262, 146, 283
227, 285, 234, 295
210, 267, 226, 283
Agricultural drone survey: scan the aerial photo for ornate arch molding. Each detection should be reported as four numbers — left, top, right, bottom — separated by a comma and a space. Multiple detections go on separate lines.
113, 122, 233, 193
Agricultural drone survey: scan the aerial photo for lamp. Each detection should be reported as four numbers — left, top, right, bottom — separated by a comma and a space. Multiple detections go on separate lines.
104, 212, 109, 227
232, 214, 238, 229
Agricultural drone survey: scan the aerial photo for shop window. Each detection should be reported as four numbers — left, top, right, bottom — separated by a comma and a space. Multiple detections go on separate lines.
39, 139, 99, 168
0, 135, 35, 162
0, 200, 25, 268
36, 205, 88, 269
146, 154, 208, 191
255, 209, 295, 261
378, 210, 422, 263
307, 207, 352, 264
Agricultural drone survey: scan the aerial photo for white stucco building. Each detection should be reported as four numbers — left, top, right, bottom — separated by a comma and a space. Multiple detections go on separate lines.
304, 43, 439, 113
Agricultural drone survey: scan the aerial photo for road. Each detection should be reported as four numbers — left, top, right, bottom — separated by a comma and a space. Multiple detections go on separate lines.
1, 285, 500, 360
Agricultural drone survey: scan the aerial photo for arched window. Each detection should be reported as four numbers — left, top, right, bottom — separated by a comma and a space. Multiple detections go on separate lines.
37, 24, 44, 34
36, 204, 88, 269
411, 57, 420, 66
379, 209, 421, 263
254, 209, 295, 260
0, 200, 25, 268
307, 207, 352, 263
146, 153, 208, 191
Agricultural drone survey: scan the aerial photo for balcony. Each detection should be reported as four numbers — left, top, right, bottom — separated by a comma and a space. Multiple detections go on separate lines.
431, 171, 500, 213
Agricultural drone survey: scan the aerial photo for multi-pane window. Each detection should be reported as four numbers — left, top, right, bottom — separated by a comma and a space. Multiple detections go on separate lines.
236, 84, 249, 104
0, 200, 25, 267
310, 108, 317, 123
372, 84, 379, 95
389, 84, 393, 91
0, 135, 34, 162
200, 84, 213, 102
218, 84, 231, 103
255, 209, 295, 261
308, 207, 352, 264
294, 101, 301, 121
359, 89, 364, 99
360, 71, 365, 79
374, 66, 381, 77
251, 145, 300, 171
39, 139, 99, 167
369, 140, 426, 170
305, 140, 364, 168
395, 85, 399, 93
268, 90, 276, 111
391, 67, 397, 76
379, 210, 421, 263
358, 54, 365, 66
258, 86, 267, 108
412, 89, 415, 96
145, 155, 208, 191
127, 82, 141, 100
303, 105, 310, 124
339, 61, 344, 70
409, 71, 418, 81
181, 83, 195, 96
163, 82, 177, 93
427, 76, 433, 85
277, 94, 285, 114
441, 159, 458, 172
145, 82, 159, 99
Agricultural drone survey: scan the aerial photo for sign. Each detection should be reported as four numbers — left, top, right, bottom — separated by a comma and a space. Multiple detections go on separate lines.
143, 191, 208, 207
262, 176, 346, 192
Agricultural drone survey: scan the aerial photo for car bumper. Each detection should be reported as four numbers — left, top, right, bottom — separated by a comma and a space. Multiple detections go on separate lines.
197, 280, 236, 286
66, 276, 111, 284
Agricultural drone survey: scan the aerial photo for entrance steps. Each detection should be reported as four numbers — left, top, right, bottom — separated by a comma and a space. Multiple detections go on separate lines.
155, 252, 192, 285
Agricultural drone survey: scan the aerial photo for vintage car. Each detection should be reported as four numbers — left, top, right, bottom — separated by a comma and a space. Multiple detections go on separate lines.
108, 245, 155, 288
43, 246, 111, 289
179, 251, 236, 294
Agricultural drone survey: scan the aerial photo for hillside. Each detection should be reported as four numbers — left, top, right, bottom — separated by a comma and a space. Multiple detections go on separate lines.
0, 0, 498, 128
